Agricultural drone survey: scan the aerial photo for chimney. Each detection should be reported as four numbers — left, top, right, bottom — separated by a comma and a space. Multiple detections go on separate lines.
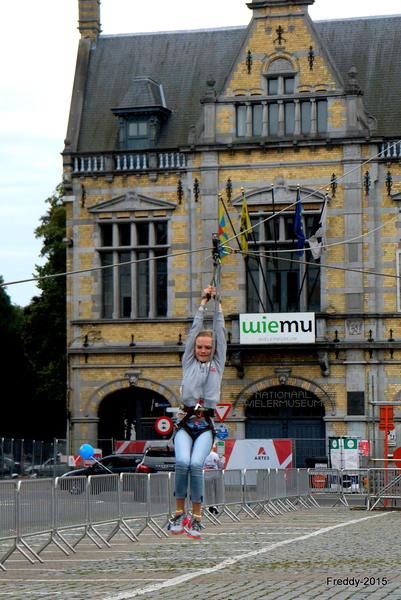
78, 0, 101, 40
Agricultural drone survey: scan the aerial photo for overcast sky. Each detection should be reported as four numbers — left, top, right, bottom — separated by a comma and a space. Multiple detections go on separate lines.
0, 0, 399, 306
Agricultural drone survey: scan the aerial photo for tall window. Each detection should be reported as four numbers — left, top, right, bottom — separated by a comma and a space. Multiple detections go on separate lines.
253, 104, 263, 136
317, 100, 328, 134
236, 105, 247, 137
300, 101, 312, 134
268, 103, 279, 136
98, 220, 168, 318
245, 208, 321, 313
284, 102, 295, 135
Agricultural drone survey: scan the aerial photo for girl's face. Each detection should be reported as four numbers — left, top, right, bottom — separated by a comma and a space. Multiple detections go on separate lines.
195, 336, 213, 362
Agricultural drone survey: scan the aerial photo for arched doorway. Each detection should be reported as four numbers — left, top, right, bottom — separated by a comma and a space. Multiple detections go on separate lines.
245, 385, 326, 468
98, 386, 172, 454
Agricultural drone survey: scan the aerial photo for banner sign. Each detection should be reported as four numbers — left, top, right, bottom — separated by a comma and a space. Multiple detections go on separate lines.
240, 312, 315, 344
329, 437, 359, 469
223, 439, 292, 469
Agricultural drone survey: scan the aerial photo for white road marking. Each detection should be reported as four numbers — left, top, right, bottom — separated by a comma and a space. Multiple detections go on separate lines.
101, 512, 393, 600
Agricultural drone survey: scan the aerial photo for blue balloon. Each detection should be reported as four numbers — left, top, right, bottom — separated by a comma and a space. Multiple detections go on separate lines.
79, 443, 94, 459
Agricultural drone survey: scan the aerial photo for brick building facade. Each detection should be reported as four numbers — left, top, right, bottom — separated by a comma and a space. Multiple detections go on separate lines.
63, 0, 401, 466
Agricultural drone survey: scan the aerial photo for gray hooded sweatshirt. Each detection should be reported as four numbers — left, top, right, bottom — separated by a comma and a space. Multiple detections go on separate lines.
180, 308, 227, 410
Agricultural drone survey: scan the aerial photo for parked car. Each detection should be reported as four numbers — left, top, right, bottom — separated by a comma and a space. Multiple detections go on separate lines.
59, 453, 145, 494
0, 456, 21, 477
25, 457, 67, 478
60, 453, 144, 478
136, 446, 175, 473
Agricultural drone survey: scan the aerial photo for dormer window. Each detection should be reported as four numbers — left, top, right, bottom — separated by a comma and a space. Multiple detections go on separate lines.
122, 118, 150, 149
112, 77, 171, 150
128, 120, 148, 140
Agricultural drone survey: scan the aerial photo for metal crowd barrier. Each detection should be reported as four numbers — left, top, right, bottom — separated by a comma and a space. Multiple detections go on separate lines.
203, 468, 225, 523
103, 472, 150, 543
4, 467, 397, 570
307, 468, 401, 509
0, 480, 17, 571
219, 469, 243, 521
366, 468, 401, 510
54, 476, 88, 552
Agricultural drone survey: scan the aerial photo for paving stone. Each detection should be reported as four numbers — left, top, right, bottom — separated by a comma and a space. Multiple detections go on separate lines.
1, 506, 400, 599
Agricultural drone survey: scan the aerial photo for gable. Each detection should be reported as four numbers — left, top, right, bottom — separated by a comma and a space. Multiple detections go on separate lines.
220, 10, 342, 98
88, 191, 176, 214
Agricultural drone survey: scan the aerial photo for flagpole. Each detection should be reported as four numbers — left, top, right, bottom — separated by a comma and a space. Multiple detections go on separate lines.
286, 185, 298, 312
293, 184, 307, 311
270, 184, 282, 311
247, 189, 275, 312
302, 191, 329, 306
307, 260, 320, 306
219, 195, 269, 312
296, 260, 309, 311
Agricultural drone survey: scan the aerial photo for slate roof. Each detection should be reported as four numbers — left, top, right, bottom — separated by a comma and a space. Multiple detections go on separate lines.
77, 27, 246, 151
314, 16, 401, 136
77, 15, 401, 152
114, 76, 167, 111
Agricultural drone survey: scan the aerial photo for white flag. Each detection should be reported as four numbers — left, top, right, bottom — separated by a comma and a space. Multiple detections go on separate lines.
308, 196, 328, 259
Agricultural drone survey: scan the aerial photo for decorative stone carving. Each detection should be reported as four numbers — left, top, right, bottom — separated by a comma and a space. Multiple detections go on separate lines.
231, 351, 245, 379
274, 367, 292, 386
317, 352, 330, 378
125, 370, 142, 386
347, 319, 363, 337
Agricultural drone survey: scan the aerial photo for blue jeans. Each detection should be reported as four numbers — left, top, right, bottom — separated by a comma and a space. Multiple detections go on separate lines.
174, 421, 214, 504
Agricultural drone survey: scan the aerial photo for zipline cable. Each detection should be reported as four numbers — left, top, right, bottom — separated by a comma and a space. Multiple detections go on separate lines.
1, 141, 400, 290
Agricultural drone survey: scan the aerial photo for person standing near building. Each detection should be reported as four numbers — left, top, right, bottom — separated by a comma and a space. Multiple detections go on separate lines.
169, 285, 226, 539
204, 444, 224, 516
204, 444, 224, 470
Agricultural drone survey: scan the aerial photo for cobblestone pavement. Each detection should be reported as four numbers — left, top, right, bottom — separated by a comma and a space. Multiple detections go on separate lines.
1, 504, 400, 600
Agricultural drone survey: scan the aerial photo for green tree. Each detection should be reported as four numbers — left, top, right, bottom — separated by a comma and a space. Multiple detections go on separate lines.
22, 184, 67, 441
0, 280, 31, 438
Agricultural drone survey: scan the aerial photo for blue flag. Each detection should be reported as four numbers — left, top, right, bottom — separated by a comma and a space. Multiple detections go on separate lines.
294, 187, 305, 257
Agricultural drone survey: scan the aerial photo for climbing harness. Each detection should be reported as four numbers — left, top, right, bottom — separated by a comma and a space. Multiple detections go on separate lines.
176, 404, 216, 442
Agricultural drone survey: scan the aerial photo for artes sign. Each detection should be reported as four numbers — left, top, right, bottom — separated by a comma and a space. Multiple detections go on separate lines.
239, 312, 315, 345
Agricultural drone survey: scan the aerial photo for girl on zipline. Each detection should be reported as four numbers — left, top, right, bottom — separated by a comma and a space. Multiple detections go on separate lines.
169, 284, 226, 539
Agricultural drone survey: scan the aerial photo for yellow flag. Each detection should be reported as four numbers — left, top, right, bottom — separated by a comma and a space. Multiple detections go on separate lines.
239, 197, 251, 252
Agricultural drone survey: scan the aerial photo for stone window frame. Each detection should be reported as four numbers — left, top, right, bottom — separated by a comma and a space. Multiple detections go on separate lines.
96, 216, 169, 319
235, 192, 323, 313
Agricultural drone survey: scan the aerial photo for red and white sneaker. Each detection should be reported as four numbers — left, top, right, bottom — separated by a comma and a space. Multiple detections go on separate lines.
168, 511, 190, 535
186, 515, 203, 539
